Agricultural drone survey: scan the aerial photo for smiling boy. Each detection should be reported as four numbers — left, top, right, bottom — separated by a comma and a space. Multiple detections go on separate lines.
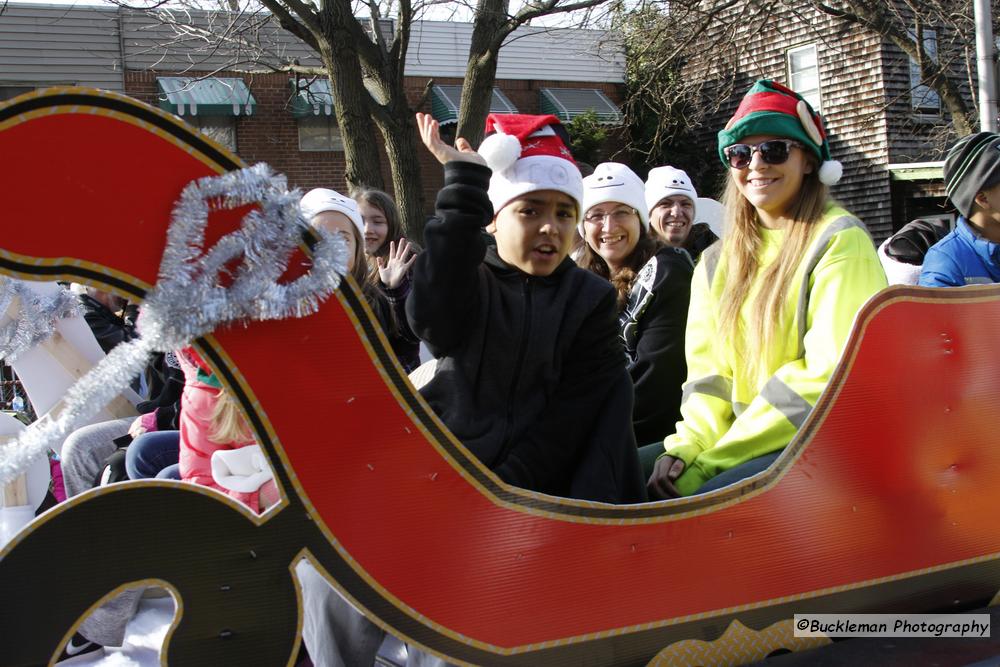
407, 112, 646, 503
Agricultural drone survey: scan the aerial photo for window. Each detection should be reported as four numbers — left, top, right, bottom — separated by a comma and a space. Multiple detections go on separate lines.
0, 85, 37, 102
539, 88, 622, 125
188, 116, 237, 152
786, 44, 822, 112
289, 78, 341, 150
156, 77, 254, 153
298, 116, 343, 152
909, 28, 941, 113
430, 85, 518, 125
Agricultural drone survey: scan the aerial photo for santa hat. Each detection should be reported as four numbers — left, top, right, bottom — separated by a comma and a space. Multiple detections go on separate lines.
299, 188, 364, 240
718, 79, 842, 185
478, 113, 583, 220
581, 163, 649, 236
644, 166, 699, 220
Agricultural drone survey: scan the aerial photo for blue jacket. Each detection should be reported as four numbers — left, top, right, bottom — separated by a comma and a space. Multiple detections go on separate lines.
918, 217, 1000, 287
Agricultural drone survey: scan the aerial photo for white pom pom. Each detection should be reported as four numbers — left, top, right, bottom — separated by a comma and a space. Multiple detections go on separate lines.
478, 133, 521, 173
818, 160, 843, 185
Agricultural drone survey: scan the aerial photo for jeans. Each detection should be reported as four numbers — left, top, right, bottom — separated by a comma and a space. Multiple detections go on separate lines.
637, 443, 783, 496
125, 430, 180, 480
693, 450, 782, 494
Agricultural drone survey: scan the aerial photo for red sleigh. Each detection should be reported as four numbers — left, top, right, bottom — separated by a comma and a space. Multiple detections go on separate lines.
1, 88, 999, 666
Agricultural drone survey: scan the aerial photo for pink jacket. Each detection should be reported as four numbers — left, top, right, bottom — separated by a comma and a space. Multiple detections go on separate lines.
177, 349, 260, 511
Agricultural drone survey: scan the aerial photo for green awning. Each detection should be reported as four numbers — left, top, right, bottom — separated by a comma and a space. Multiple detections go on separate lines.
540, 87, 622, 124
157, 77, 255, 117
430, 84, 518, 125
887, 161, 944, 182
290, 78, 334, 117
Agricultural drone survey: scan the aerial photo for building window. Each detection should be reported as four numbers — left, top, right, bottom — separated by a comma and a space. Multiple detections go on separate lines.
189, 116, 237, 152
909, 28, 941, 114
786, 44, 822, 112
298, 116, 343, 152
0, 85, 37, 102
539, 88, 623, 125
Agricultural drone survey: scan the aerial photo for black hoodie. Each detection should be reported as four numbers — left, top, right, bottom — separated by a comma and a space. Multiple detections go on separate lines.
407, 162, 646, 503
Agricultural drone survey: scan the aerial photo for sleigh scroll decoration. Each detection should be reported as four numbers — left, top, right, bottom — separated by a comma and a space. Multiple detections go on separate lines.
1, 88, 1000, 667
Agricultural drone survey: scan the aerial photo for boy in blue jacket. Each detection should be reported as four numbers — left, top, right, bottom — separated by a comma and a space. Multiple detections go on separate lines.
920, 132, 1000, 286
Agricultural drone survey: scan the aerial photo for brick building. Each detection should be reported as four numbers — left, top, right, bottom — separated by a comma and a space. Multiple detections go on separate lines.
0, 3, 625, 215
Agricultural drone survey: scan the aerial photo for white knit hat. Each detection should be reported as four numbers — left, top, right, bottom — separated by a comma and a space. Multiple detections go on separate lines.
299, 188, 365, 240
580, 163, 649, 236
478, 113, 583, 221
644, 166, 698, 220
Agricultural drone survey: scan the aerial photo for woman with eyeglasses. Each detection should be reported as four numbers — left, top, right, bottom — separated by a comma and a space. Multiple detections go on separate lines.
644, 79, 886, 500
577, 162, 693, 446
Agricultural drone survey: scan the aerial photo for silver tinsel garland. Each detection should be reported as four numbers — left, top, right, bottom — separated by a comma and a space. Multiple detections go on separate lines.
0, 163, 346, 486
0, 278, 83, 363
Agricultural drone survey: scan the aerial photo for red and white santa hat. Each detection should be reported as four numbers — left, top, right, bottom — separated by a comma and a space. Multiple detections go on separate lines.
478, 113, 583, 220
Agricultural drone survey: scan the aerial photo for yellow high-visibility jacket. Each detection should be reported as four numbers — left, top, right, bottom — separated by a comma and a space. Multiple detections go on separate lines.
663, 205, 887, 495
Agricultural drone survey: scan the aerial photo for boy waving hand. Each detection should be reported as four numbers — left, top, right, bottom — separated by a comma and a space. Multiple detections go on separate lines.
409, 112, 646, 503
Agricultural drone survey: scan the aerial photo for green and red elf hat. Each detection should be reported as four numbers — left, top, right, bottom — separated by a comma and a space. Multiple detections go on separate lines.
717, 79, 843, 185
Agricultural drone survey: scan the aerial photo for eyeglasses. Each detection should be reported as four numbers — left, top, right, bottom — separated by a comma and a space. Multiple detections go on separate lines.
583, 208, 637, 224
723, 139, 803, 169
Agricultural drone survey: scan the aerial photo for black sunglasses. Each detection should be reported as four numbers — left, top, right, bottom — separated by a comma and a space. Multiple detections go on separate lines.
724, 139, 803, 169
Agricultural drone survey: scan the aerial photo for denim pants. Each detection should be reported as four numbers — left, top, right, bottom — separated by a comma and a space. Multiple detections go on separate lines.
125, 430, 180, 480
638, 443, 782, 495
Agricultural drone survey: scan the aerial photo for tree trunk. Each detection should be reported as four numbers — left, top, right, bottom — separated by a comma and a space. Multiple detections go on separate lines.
456, 50, 503, 147
318, 43, 383, 191
456, 0, 509, 147
373, 111, 426, 240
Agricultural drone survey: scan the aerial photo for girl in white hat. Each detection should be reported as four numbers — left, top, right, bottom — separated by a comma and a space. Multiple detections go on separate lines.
301, 188, 421, 372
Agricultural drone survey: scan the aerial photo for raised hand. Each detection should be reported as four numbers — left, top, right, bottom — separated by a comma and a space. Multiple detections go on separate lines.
376, 239, 418, 289
415, 112, 486, 167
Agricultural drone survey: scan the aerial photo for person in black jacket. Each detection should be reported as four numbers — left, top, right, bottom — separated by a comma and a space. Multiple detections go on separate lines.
576, 163, 692, 446
409, 112, 646, 504
75, 286, 136, 353
877, 217, 951, 285
297, 113, 648, 667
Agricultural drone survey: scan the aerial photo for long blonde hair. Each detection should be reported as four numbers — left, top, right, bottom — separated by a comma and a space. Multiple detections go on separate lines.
208, 388, 253, 444
717, 156, 828, 380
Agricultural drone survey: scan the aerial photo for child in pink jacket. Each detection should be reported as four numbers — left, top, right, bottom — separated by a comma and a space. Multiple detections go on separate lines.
177, 348, 274, 512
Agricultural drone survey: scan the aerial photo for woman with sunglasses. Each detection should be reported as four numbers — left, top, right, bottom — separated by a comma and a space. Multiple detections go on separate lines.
577, 162, 693, 446
645, 79, 886, 499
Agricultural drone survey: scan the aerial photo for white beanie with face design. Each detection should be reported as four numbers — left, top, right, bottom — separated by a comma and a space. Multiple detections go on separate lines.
580, 162, 649, 236
644, 166, 698, 220
300, 188, 365, 239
